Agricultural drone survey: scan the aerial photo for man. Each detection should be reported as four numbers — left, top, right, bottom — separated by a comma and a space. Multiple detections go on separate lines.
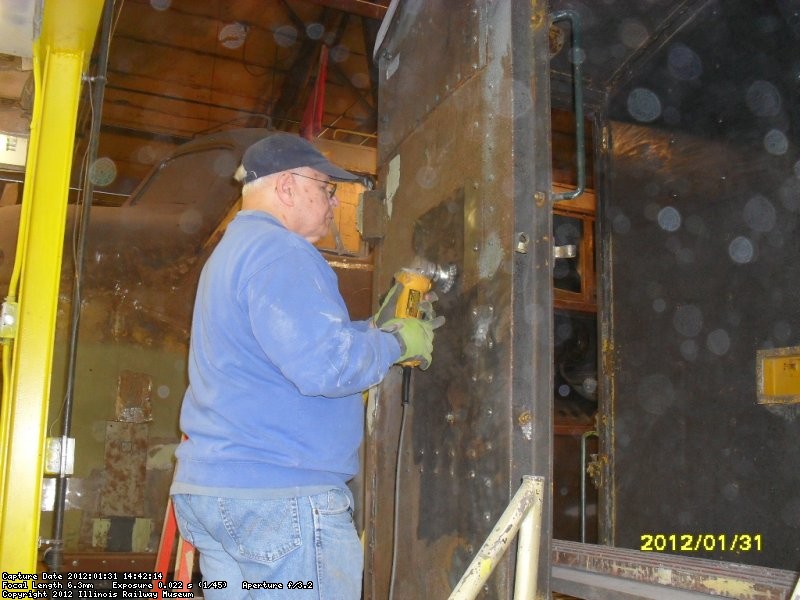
170, 132, 441, 599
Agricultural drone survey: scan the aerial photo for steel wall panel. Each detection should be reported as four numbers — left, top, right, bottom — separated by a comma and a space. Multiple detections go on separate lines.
603, 0, 800, 572
366, 1, 554, 598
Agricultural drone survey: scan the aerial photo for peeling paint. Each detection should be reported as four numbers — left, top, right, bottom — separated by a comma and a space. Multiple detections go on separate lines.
479, 557, 493, 579
92, 518, 110, 549
703, 577, 759, 598
478, 231, 503, 279
386, 154, 401, 218
146, 443, 177, 470
518, 411, 533, 441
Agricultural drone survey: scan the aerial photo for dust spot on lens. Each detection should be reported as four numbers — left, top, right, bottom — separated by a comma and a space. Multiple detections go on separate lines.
657, 206, 681, 232
415, 166, 438, 189
619, 19, 648, 49
157, 385, 170, 399
89, 157, 117, 187
728, 236, 754, 264
274, 25, 298, 47
558, 384, 570, 397
627, 88, 662, 123
213, 153, 238, 176
667, 43, 702, 81
306, 22, 324, 40
569, 47, 586, 65
706, 329, 730, 356
764, 129, 788, 155
613, 213, 631, 234
721, 482, 739, 501
743, 195, 776, 233
637, 373, 675, 416
779, 177, 800, 212
150, 0, 170, 10
676, 248, 694, 264
673, 304, 703, 337
644, 202, 661, 221
351, 72, 370, 89
136, 145, 158, 164
653, 298, 666, 313
219, 22, 247, 49
179, 208, 203, 234
680, 339, 698, 361
330, 44, 350, 63
556, 321, 573, 343
745, 80, 782, 117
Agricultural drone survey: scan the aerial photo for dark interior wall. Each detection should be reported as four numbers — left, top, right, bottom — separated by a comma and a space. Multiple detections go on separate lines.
604, 0, 800, 570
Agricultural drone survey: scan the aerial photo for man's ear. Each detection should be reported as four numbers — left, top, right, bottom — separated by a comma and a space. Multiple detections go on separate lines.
275, 171, 295, 207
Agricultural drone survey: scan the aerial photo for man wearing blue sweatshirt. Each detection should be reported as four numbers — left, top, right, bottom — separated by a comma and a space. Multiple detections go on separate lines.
170, 132, 441, 598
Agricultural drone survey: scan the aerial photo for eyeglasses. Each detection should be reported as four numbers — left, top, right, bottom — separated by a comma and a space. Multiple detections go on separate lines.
290, 172, 337, 199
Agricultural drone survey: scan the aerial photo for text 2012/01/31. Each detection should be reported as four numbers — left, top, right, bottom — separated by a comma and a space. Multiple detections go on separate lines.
640, 533, 762, 553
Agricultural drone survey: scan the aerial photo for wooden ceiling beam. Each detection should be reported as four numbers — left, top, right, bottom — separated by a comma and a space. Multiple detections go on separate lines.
304, 0, 387, 21
266, 1, 332, 127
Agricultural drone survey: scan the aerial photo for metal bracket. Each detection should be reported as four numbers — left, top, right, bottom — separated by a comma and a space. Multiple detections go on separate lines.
0, 299, 19, 341
357, 189, 387, 241
553, 244, 577, 259
44, 437, 75, 476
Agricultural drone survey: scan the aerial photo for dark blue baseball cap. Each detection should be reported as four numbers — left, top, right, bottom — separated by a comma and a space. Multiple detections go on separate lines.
240, 132, 358, 183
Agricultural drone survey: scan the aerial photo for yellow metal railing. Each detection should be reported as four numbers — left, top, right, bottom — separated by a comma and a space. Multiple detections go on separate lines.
0, 0, 104, 574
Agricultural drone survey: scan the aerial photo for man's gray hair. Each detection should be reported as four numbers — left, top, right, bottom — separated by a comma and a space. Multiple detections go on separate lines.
235, 164, 276, 196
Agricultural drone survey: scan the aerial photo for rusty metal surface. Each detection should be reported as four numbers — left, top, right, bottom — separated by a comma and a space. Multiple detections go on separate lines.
375, 0, 487, 161
100, 421, 148, 517
552, 540, 798, 599
367, 1, 554, 598
115, 370, 153, 423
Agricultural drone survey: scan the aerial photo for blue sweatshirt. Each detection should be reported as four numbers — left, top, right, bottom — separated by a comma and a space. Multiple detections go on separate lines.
170, 211, 400, 495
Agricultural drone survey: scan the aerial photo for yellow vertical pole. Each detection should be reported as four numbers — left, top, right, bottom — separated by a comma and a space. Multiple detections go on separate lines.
0, 0, 104, 573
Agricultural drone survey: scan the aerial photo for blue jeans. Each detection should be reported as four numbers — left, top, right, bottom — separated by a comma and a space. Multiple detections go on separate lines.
171, 489, 362, 600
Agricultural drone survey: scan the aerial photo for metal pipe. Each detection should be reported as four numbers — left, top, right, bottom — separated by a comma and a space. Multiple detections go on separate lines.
550, 9, 586, 201
512, 476, 545, 600
46, 0, 116, 574
448, 475, 544, 600
580, 429, 598, 542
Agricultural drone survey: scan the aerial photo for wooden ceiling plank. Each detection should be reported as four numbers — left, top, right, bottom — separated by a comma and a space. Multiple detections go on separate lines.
103, 86, 268, 138
106, 77, 267, 118
303, 0, 388, 21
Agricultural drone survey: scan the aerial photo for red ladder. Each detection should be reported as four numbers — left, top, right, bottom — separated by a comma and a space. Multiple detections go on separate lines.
151, 495, 195, 597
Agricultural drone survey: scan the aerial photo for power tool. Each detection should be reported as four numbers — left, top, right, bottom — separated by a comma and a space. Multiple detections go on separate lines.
393, 259, 457, 368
